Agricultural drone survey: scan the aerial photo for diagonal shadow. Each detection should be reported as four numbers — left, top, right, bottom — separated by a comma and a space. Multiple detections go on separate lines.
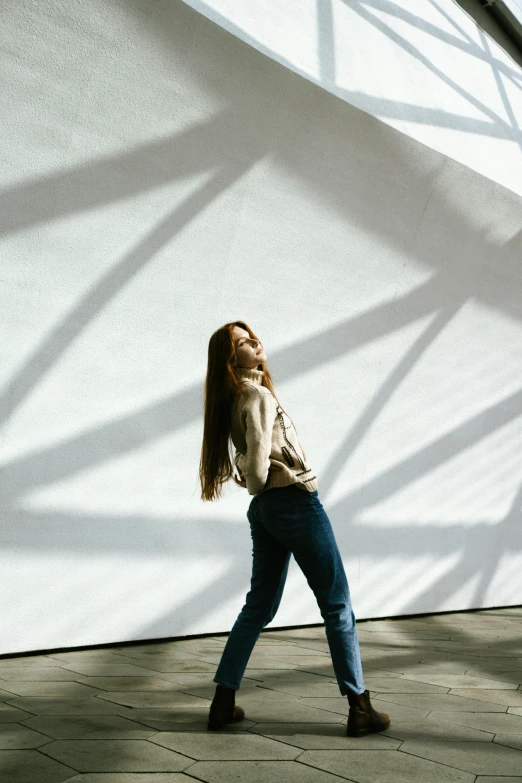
0, 270, 461, 499
397, 479, 522, 614
135, 564, 244, 640
0, 104, 267, 237
316, 0, 508, 137
0, 75, 459, 435
451, 0, 522, 76
1, 500, 519, 653
1, 0, 520, 404
2, 505, 519, 559
367, 0, 522, 82
0, 154, 261, 426
347, 0, 522, 144
327, 384, 522, 518
320, 301, 463, 501
478, 26, 522, 153
323, 92, 517, 137
2, 0, 521, 660
316, 0, 336, 84
185, 0, 522, 139
2, 256, 520, 507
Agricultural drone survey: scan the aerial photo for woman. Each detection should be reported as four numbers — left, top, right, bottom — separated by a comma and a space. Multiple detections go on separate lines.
199, 320, 390, 737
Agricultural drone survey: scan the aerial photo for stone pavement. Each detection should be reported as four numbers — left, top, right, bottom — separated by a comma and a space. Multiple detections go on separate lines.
1, 607, 521, 783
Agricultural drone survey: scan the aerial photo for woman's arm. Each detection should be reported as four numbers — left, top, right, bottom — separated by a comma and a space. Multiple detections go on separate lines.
241, 389, 278, 495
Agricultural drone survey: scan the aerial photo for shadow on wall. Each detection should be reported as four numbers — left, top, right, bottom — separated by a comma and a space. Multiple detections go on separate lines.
1, 0, 522, 649
453, 0, 522, 69
340, 0, 522, 151
182, 0, 522, 145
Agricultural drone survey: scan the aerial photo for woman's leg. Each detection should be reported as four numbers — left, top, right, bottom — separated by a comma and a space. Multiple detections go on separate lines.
256, 487, 365, 697
213, 498, 291, 690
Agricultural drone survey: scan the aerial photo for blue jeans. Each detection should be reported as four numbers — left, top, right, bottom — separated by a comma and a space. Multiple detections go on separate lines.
213, 484, 365, 696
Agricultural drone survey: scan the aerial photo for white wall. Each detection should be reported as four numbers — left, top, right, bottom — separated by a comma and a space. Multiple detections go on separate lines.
183, 0, 522, 197
1, 0, 521, 655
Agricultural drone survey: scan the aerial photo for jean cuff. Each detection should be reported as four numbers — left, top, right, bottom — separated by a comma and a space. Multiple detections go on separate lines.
213, 677, 239, 690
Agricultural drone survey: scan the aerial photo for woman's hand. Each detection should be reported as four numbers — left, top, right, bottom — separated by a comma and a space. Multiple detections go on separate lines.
233, 464, 247, 488
234, 462, 283, 489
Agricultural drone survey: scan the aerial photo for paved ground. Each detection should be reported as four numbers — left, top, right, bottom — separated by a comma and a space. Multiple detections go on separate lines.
1, 607, 521, 783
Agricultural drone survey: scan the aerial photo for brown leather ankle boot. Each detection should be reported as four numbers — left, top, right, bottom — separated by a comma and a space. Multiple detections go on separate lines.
207, 684, 246, 730
346, 689, 390, 737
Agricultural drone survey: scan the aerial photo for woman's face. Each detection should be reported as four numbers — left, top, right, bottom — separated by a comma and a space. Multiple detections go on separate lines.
230, 325, 267, 369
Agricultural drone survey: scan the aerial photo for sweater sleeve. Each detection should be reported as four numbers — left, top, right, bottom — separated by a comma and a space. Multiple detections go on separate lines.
240, 389, 277, 495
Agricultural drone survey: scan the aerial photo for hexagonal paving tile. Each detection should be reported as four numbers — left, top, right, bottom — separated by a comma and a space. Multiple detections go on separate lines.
48, 652, 132, 665
367, 697, 431, 720
427, 710, 522, 734
448, 689, 522, 707
416, 655, 478, 668
21, 714, 157, 739
237, 698, 347, 724
475, 778, 522, 783
401, 739, 522, 775
0, 667, 81, 681
0, 681, 105, 697
365, 677, 449, 694
0, 656, 64, 668
248, 722, 400, 749
292, 663, 336, 677
77, 677, 186, 692
112, 661, 217, 674
0, 722, 53, 749
2, 603, 521, 782
95, 691, 210, 709
366, 693, 507, 712
403, 663, 470, 674
136, 673, 214, 688
150, 731, 301, 760
493, 734, 522, 751
124, 646, 224, 658
299, 749, 475, 782
361, 664, 405, 675
246, 680, 341, 698
182, 683, 298, 702
0, 703, 34, 722
4, 697, 136, 715
235, 669, 333, 683
111, 655, 213, 668
124, 711, 256, 732
461, 667, 522, 684
187, 760, 350, 782
0, 686, 20, 699
39, 739, 195, 772
384, 715, 494, 743
477, 657, 522, 667
0, 749, 76, 783
403, 674, 518, 689
243, 657, 307, 670
61, 664, 160, 677
255, 646, 326, 657
263, 630, 324, 642
116, 644, 194, 654
65, 775, 196, 782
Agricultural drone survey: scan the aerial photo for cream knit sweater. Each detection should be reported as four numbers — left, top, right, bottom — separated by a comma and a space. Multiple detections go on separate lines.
230, 366, 318, 496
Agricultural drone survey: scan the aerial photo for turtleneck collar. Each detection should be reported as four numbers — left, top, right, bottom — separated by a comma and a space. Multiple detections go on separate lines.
236, 365, 264, 386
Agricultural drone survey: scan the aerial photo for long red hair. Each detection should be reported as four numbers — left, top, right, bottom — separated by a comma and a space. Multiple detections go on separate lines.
199, 320, 283, 502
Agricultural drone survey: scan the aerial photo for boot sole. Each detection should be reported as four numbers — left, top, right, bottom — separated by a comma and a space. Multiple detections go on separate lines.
346, 721, 391, 737
207, 721, 225, 731
207, 713, 246, 731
